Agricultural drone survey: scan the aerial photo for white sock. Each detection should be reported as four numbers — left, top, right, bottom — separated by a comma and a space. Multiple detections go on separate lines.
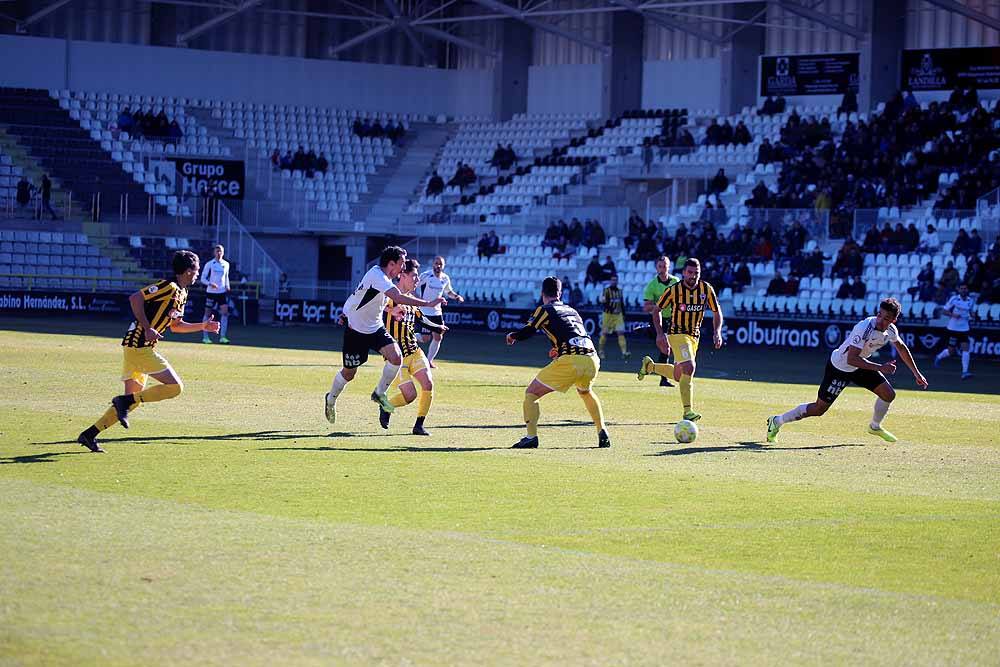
375, 362, 400, 395
428, 338, 442, 363
871, 398, 891, 429
961, 351, 970, 373
935, 349, 950, 362
220, 314, 229, 337
329, 370, 350, 399
775, 403, 809, 426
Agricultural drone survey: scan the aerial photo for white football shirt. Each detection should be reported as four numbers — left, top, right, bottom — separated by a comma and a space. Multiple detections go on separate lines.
343, 265, 395, 334
417, 270, 452, 316
200, 258, 230, 295
943, 294, 974, 333
830, 316, 899, 373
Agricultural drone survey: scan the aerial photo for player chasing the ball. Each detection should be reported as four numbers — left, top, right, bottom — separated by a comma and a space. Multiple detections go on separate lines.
506, 276, 610, 450
77, 250, 221, 452
636, 258, 723, 422
325, 246, 445, 424
766, 297, 929, 444
379, 259, 448, 436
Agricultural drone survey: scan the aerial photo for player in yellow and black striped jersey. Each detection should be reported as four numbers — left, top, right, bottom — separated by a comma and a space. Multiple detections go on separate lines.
76, 250, 221, 453
598, 273, 629, 360
638, 258, 724, 422
506, 276, 610, 449
378, 259, 447, 436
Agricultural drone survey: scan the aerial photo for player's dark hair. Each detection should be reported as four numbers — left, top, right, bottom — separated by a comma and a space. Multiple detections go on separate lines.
172, 250, 199, 275
541, 276, 562, 298
213, 244, 224, 252
379, 245, 406, 267
657, 255, 671, 266
401, 258, 420, 274
684, 258, 701, 271
879, 297, 901, 317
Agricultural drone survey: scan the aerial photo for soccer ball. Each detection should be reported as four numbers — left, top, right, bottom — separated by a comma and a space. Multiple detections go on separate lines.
674, 419, 698, 443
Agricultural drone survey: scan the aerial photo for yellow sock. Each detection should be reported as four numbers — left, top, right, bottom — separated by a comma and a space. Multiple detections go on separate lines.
523, 393, 540, 437
598, 334, 607, 356
135, 383, 182, 404
389, 392, 408, 408
417, 388, 433, 417
652, 362, 674, 378
579, 390, 606, 431
680, 374, 693, 412
94, 402, 141, 432
617, 335, 628, 355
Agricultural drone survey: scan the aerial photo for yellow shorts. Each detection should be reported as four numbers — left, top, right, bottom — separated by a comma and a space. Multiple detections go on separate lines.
535, 354, 600, 393
121, 346, 172, 384
394, 349, 429, 386
667, 334, 698, 363
601, 313, 625, 334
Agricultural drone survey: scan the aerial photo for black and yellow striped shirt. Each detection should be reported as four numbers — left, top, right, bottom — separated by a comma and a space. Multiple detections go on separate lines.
525, 302, 595, 357
384, 299, 426, 357
602, 286, 625, 315
655, 280, 719, 338
121, 279, 188, 348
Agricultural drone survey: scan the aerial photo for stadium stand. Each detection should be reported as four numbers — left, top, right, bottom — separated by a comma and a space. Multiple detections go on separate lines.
0, 228, 130, 290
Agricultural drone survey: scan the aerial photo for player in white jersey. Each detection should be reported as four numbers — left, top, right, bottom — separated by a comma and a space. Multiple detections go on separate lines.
417, 256, 464, 367
201, 244, 232, 344
766, 298, 928, 443
325, 246, 446, 424
934, 284, 975, 379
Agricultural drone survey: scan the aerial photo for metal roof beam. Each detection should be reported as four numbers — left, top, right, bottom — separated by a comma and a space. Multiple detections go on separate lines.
413, 24, 499, 59
921, 0, 1000, 34
177, 0, 265, 46
469, 0, 610, 54
775, 0, 865, 40
329, 22, 395, 57
383, 0, 433, 64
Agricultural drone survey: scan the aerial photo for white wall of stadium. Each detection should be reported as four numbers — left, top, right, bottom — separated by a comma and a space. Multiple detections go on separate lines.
0, 34, 494, 118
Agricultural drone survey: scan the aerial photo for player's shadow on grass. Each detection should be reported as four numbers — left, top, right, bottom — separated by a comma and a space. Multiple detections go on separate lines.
648, 441, 863, 456
434, 419, 669, 430
33, 430, 329, 446
260, 444, 506, 453
1, 451, 90, 464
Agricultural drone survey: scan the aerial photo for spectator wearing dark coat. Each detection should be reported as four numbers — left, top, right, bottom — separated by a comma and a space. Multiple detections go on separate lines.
426, 171, 444, 197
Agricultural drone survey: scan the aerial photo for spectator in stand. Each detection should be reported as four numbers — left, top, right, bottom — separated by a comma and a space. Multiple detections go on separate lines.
759, 95, 786, 116
542, 220, 564, 252
489, 143, 505, 170
836, 277, 853, 300
909, 261, 936, 300
570, 282, 584, 306
585, 255, 603, 286
709, 168, 729, 195
756, 138, 774, 166
477, 232, 494, 259
270, 149, 281, 171
784, 273, 800, 296
38, 174, 58, 221
902, 90, 919, 113
734, 261, 752, 290
747, 180, 771, 208
487, 231, 500, 257
118, 106, 134, 134
582, 219, 606, 252
968, 228, 984, 256
938, 261, 960, 300
802, 246, 826, 278
851, 276, 867, 299
15, 176, 33, 215
292, 146, 306, 172
167, 119, 183, 144
677, 128, 696, 149
703, 119, 723, 146
905, 223, 920, 251
425, 171, 444, 197
766, 271, 787, 296
305, 149, 318, 178
837, 90, 858, 116
733, 121, 752, 146
600, 255, 617, 282
952, 228, 972, 257
918, 223, 940, 252
316, 153, 329, 175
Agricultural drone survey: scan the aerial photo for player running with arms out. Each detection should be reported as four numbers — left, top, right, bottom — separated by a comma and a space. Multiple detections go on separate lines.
934, 284, 976, 379
379, 259, 448, 436
77, 250, 220, 452
506, 276, 610, 450
201, 244, 232, 344
598, 273, 630, 361
642, 255, 680, 388
325, 246, 446, 424
637, 258, 722, 422
418, 255, 464, 368
767, 297, 929, 444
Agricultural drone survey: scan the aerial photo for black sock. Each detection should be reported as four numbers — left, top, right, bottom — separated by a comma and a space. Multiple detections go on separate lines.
120, 393, 136, 408
414, 416, 425, 428
83, 425, 99, 439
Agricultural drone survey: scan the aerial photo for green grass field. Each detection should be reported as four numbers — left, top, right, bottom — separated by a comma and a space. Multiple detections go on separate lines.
2, 318, 999, 665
